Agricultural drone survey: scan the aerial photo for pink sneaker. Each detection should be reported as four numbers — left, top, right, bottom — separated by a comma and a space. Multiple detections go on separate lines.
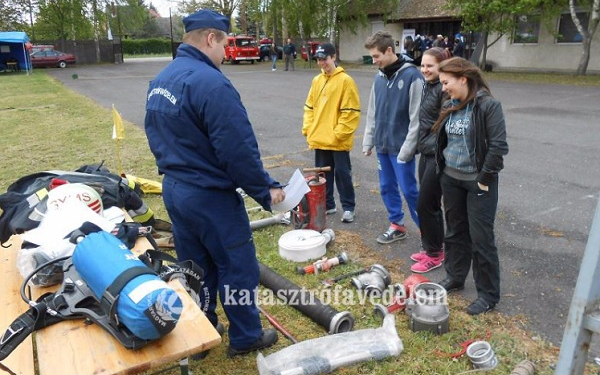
410, 251, 427, 262
411, 251, 444, 262
410, 254, 444, 273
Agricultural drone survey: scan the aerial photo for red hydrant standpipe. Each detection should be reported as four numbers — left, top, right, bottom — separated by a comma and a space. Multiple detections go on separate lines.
374, 274, 430, 318
291, 167, 331, 232
297, 252, 348, 275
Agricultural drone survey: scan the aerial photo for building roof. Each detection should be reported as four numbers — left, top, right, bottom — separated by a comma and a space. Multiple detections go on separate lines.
348, 0, 459, 23
387, 0, 459, 21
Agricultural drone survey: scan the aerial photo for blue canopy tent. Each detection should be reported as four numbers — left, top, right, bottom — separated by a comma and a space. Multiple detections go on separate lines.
0, 31, 32, 74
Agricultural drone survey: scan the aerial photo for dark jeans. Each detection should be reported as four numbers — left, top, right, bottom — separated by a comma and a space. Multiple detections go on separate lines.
417, 155, 444, 255
441, 173, 500, 304
315, 149, 355, 212
162, 176, 263, 349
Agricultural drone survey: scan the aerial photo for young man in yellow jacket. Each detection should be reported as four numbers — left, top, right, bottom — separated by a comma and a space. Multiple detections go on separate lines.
302, 42, 361, 223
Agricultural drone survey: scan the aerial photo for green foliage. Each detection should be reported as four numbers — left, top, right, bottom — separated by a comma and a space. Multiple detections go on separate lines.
178, 0, 240, 20
108, 2, 159, 38
0, 0, 31, 31
35, 0, 94, 40
122, 38, 172, 54
446, 0, 527, 35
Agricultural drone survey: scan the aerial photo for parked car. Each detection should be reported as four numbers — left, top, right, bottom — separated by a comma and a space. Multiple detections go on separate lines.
301, 41, 321, 61
259, 44, 283, 61
30, 44, 54, 54
30, 50, 76, 68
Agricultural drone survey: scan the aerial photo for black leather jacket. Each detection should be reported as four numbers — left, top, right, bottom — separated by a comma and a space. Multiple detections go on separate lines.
418, 79, 444, 157
436, 91, 509, 185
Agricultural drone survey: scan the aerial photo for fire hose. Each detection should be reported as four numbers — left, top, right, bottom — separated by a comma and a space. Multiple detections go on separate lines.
258, 262, 354, 334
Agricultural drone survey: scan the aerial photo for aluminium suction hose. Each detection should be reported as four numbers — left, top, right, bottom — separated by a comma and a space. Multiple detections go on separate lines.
258, 262, 354, 334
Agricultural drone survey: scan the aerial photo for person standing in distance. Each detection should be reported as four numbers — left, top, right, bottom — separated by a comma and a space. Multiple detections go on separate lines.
270, 42, 278, 71
363, 31, 423, 244
434, 57, 509, 315
302, 42, 360, 223
144, 9, 285, 357
283, 38, 296, 71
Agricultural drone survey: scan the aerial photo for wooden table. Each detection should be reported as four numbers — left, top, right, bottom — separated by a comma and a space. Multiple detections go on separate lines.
0, 234, 221, 375
5, 61, 19, 72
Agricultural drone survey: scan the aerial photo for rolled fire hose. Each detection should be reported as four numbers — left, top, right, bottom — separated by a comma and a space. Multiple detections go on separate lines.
278, 228, 335, 262
258, 262, 354, 334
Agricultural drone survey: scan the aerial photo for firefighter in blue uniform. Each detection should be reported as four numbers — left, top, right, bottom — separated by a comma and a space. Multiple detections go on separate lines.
144, 9, 285, 358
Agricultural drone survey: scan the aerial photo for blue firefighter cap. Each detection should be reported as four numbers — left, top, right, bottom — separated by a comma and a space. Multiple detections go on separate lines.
183, 9, 230, 33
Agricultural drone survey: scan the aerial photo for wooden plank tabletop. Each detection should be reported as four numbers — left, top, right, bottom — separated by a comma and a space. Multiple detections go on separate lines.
0, 236, 35, 375
3, 233, 221, 375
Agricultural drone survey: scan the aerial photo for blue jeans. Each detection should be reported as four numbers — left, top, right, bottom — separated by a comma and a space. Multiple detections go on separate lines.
271, 56, 277, 69
441, 173, 500, 304
162, 176, 263, 349
315, 149, 355, 212
377, 152, 420, 227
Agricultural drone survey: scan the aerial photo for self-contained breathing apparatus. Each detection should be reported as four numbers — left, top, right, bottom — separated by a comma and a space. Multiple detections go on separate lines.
0, 222, 205, 361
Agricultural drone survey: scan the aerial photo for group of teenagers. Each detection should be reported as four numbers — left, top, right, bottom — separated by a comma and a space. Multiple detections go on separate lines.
302, 31, 509, 317
144, 9, 509, 358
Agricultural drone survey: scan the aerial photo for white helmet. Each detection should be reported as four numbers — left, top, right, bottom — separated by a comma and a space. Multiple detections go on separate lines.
46, 183, 103, 214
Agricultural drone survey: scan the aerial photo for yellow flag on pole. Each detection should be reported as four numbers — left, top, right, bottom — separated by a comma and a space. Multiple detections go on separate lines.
112, 104, 125, 140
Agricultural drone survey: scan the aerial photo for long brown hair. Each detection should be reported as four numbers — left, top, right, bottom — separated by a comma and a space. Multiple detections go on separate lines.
423, 46, 451, 63
431, 57, 492, 133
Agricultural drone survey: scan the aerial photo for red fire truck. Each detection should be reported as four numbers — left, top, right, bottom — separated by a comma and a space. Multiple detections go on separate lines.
224, 35, 260, 64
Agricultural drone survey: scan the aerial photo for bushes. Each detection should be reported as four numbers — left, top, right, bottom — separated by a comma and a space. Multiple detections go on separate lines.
122, 38, 172, 55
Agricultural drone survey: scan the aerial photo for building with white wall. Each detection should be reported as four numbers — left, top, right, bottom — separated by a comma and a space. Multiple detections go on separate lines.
339, 0, 599, 74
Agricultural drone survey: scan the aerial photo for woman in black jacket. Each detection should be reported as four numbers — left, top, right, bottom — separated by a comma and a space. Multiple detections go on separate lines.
433, 57, 509, 315
410, 47, 451, 274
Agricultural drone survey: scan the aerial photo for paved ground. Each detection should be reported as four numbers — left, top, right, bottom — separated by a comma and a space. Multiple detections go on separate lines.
48, 57, 600, 357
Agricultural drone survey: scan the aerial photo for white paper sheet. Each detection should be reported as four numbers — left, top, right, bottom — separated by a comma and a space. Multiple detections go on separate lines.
272, 169, 311, 212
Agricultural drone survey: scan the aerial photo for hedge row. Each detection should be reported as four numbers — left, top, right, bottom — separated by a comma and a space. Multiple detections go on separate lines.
122, 38, 172, 55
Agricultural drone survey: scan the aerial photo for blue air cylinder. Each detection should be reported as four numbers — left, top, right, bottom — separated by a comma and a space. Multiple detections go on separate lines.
72, 230, 182, 340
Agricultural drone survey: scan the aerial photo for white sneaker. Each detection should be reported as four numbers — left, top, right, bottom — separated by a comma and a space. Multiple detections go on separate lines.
341, 211, 355, 223
272, 68, 276, 71
326, 207, 337, 215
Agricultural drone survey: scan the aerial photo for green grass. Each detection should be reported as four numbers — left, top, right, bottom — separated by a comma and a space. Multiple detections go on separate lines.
0, 71, 596, 375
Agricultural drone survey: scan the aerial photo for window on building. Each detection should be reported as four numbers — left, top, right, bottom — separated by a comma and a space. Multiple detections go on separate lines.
513, 15, 540, 44
557, 12, 588, 43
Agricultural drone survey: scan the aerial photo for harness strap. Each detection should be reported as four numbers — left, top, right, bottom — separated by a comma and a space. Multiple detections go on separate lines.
0, 293, 64, 361
140, 250, 205, 309
100, 266, 158, 326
